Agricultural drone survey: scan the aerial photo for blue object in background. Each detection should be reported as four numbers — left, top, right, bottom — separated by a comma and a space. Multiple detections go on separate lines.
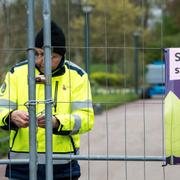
141, 60, 165, 98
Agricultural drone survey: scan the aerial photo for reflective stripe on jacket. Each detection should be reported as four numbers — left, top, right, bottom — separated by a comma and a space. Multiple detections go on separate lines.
0, 60, 94, 158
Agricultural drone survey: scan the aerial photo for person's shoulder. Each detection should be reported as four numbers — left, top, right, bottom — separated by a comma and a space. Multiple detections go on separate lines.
10, 59, 28, 74
64, 60, 86, 77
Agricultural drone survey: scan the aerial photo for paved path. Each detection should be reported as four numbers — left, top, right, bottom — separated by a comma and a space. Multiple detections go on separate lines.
0, 157, 7, 180
79, 97, 180, 180
1, 97, 180, 180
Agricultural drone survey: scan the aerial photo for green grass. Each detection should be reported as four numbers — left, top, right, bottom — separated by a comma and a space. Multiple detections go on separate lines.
0, 129, 9, 158
92, 91, 138, 110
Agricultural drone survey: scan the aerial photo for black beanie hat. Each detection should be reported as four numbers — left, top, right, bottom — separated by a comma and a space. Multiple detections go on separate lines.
35, 21, 66, 56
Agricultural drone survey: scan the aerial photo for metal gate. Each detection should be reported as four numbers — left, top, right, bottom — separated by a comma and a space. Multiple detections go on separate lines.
0, 0, 178, 180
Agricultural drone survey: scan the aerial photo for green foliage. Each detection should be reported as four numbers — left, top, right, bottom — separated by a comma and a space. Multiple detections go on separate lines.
163, 16, 180, 36
166, 0, 180, 31
143, 14, 180, 64
90, 63, 120, 73
71, 0, 143, 64
90, 72, 129, 87
165, 34, 180, 47
93, 90, 138, 109
0, 129, 9, 158
0, 0, 145, 79
0, 0, 27, 77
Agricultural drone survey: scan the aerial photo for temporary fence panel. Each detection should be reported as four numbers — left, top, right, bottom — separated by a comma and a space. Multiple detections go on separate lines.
0, 0, 179, 180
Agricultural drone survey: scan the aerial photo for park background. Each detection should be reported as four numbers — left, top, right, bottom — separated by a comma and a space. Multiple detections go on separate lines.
0, 0, 180, 179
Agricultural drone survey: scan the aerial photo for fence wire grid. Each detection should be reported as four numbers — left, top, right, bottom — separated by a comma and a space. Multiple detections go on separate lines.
0, 0, 179, 180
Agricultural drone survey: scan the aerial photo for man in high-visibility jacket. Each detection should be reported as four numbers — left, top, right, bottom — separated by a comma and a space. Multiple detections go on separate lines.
0, 21, 94, 180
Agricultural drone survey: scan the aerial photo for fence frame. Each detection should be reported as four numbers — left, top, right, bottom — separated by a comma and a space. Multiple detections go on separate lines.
0, 0, 166, 180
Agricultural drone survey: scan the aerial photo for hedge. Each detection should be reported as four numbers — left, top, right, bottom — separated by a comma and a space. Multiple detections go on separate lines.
90, 72, 130, 87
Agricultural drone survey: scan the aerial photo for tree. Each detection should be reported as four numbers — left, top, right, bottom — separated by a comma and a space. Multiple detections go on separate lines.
0, 0, 81, 78
166, 0, 180, 29
71, 0, 142, 74
0, 0, 143, 79
0, 0, 27, 79
139, 0, 180, 64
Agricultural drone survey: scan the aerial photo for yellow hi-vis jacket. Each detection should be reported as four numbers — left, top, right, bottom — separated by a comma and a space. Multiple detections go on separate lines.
0, 60, 94, 164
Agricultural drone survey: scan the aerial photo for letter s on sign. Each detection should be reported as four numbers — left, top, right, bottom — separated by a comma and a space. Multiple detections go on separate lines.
175, 52, 180, 61
175, 67, 180, 74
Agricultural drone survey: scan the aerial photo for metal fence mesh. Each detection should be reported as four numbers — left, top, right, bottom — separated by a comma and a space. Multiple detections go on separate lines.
1, 0, 180, 180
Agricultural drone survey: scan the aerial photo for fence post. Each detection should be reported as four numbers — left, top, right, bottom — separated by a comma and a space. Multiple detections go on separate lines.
42, 0, 53, 179
27, 0, 37, 179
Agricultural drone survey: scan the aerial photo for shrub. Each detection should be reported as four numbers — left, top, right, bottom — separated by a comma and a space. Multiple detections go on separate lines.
90, 72, 129, 87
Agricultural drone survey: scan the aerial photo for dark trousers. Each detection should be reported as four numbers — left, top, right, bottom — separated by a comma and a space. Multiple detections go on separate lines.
6, 160, 81, 180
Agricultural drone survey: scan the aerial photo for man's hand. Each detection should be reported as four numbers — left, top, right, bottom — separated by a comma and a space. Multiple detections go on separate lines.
37, 114, 59, 129
10, 110, 29, 128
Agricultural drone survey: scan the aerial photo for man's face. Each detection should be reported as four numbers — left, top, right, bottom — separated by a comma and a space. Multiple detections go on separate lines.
35, 48, 62, 73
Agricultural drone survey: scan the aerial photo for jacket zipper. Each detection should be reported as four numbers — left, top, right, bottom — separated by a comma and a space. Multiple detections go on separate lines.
54, 81, 59, 113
